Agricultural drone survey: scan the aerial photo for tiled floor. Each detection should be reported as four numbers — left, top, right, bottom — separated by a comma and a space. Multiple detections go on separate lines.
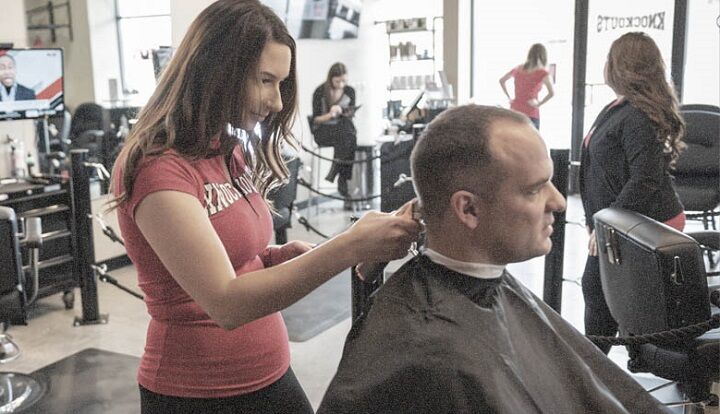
3, 195, 718, 412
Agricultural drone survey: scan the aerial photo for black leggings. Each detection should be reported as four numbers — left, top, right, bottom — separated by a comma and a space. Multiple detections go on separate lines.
581, 255, 618, 354
139, 368, 313, 414
333, 134, 357, 182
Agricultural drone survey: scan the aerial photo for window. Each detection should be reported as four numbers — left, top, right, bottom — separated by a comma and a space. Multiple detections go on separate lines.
471, 0, 575, 149
115, 0, 171, 104
682, 0, 720, 106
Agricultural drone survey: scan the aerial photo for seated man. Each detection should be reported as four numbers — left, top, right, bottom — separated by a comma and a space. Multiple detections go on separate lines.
318, 105, 669, 413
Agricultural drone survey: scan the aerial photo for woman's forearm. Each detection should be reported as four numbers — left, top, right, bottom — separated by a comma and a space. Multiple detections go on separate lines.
218, 232, 358, 329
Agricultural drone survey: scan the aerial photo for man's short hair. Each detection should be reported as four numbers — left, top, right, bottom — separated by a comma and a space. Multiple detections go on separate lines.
410, 104, 529, 221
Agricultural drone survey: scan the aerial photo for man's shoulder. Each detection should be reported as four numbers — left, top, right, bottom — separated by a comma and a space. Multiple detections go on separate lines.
356, 258, 488, 337
368, 257, 437, 310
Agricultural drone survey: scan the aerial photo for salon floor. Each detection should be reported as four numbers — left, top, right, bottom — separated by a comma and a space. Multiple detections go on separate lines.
4, 195, 718, 412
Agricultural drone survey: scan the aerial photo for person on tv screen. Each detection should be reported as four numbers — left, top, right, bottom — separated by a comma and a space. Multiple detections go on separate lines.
0, 54, 36, 101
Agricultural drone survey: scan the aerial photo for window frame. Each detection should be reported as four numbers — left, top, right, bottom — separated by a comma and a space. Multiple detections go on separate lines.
114, 0, 171, 96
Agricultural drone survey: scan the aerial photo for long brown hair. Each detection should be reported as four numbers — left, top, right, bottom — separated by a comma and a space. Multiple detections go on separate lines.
323, 62, 347, 104
605, 32, 685, 166
522, 44, 547, 71
109, 0, 298, 209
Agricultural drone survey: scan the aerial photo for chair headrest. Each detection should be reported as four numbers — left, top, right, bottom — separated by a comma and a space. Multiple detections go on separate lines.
674, 110, 720, 175
593, 208, 696, 251
682, 110, 720, 147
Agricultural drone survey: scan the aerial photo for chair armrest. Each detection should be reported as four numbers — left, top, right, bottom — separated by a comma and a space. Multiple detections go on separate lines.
687, 231, 720, 250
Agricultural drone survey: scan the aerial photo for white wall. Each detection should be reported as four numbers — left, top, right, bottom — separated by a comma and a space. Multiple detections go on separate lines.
1, 0, 30, 47
170, 0, 215, 47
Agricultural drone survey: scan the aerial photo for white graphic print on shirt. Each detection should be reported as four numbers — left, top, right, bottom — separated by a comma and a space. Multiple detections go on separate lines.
203, 166, 258, 216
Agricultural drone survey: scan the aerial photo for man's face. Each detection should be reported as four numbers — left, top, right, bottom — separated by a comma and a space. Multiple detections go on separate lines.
242, 41, 291, 131
0, 56, 17, 88
475, 121, 566, 264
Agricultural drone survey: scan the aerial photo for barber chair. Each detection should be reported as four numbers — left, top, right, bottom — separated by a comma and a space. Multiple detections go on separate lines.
0, 207, 46, 412
594, 207, 720, 409
674, 105, 720, 230
268, 157, 301, 245
72, 130, 106, 166
70, 103, 109, 170
69, 103, 105, 137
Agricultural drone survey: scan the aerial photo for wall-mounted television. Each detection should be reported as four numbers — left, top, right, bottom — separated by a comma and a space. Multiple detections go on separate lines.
0, 48, 64, 121
278, 0, 361, 40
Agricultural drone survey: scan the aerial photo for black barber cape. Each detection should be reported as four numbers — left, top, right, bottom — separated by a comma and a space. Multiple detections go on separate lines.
317, 255, 669, 413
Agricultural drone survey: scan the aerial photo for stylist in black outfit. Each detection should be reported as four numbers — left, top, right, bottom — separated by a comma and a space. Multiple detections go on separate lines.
312, 62, 357, 205
580, 32, 686, 354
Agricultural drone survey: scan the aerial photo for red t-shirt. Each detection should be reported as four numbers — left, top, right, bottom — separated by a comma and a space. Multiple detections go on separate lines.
114, 146, 290, 398
510, 66, 549, 120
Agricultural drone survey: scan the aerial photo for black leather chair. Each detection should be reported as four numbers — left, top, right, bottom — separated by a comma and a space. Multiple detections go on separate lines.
69, 103, 110, 166
268, 157, 301, 245
675, 104, 720, 230
594, 207, 719, 407
0, 207, 46, 411
69, 103, 106, 138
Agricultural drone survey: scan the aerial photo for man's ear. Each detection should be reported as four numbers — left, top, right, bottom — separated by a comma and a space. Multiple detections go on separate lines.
449, 190, 481, 230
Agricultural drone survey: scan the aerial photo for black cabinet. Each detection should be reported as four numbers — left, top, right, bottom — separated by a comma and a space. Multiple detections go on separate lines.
0, 179, 78, 314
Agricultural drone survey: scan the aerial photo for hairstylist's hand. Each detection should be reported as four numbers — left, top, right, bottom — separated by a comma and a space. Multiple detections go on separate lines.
261, 240, 315, 268
528, 98, 540, 108
348, 199, 421, 264
355, 200, 420, 281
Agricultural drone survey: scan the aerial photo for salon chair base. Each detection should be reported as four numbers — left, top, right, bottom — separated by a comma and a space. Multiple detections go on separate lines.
0, 372, 46, 412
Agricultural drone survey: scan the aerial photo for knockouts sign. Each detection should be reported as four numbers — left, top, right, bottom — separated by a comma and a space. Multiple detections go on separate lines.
596, 11, 666, 32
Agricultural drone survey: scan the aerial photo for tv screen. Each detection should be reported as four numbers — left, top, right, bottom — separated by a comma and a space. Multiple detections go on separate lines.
285, 0, 361, 40
0, 48, 64, 121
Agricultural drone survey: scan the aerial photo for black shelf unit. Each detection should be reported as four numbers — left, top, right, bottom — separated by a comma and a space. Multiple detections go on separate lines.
0, 179, 78, 316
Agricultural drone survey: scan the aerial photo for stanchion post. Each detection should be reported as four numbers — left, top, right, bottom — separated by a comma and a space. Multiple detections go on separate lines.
543, 149, 569, 313
70, 149, 108, 326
